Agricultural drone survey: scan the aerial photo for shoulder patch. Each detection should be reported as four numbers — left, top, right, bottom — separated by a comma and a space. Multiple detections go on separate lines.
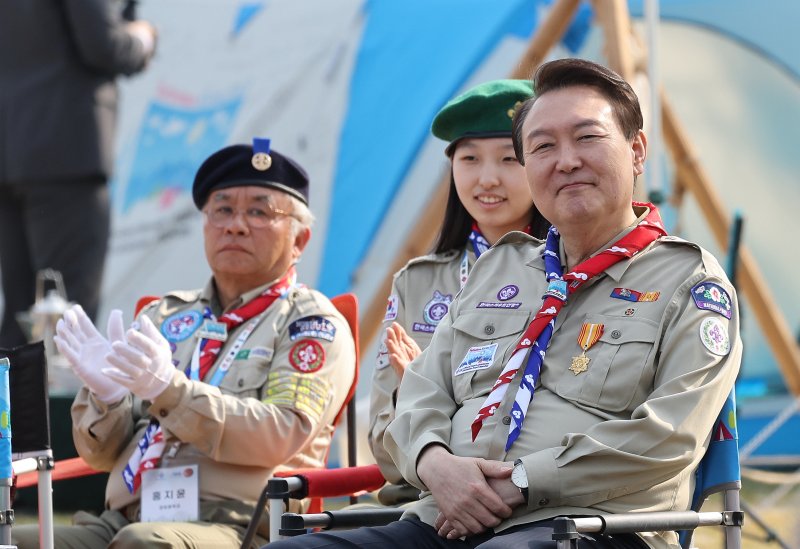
289, 339, 326, 373
384, 294, 399, 322
288, 315, 336, 342
691, 282, 733, 319
423, 290, 452, 325
161, 310, 202, 342
700, 317, 730, 356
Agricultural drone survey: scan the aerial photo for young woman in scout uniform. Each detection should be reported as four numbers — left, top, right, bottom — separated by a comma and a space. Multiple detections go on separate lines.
368, 80, 549, 491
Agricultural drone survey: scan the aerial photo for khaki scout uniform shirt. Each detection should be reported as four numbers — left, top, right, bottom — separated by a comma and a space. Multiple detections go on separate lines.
385, 213, 741, 549
72, 277, 356, 520
368, 247, 476, 483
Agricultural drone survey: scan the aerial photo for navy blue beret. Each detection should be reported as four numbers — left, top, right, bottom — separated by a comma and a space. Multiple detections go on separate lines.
192, 142, 309, 209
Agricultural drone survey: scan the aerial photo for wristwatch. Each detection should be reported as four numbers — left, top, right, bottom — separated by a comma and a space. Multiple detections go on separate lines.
511, 459, 529, 504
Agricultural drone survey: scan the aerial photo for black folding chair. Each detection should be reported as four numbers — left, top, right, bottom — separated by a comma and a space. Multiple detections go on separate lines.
2, 342, 55, 549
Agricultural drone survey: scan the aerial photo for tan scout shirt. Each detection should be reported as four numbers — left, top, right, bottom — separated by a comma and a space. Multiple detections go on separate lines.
385, 215, 741, 549
72, 277, 356, 516
368, 248, 476, 483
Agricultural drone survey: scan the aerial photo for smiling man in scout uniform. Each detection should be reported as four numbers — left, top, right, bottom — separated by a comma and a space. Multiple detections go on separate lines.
268, 59, 740, 549
13, 139, 355, 549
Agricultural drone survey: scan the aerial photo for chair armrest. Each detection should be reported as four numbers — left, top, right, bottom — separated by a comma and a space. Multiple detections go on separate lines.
15, 456, 102, 489
274, 463, 387, 499
551, 511, 744, 548
280, 508, 405, 536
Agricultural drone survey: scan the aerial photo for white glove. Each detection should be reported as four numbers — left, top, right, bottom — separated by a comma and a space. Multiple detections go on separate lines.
53, 305, 129, 404
103, 315, 175, 401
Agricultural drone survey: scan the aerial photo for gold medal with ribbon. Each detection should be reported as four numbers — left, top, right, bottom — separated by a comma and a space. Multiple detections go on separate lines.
570, 322, 604, 375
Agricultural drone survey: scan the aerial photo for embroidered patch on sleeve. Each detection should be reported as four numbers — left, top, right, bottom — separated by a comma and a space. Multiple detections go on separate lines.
375, 336, 391, 370
384, 294, 399, 322
160, 310, 202, 342
691, 282, 732, 319
263, 372, 330, 420
288, 339, 326, 373
288, 316, 337, 342
699, 317, 730, 356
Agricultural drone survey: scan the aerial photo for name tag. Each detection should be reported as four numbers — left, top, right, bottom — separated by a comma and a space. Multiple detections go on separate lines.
141, 465, 199, 523
455, 343, 498, 376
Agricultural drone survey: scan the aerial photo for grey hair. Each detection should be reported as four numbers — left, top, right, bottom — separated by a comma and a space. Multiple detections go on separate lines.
287, 195, 315, 235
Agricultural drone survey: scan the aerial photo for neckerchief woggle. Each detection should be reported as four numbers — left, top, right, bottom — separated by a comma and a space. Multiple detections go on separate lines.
122, 268, 298, 494
460, 223, 531, 289
470, 204, 667, 451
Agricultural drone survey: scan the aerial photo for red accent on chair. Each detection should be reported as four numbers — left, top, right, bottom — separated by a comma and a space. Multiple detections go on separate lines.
274, 464, 386, 500
134, 295, 160, 316
16, 456, 102, 489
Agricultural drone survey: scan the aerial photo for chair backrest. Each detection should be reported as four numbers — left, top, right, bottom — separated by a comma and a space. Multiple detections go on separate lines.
134, 295, 160, 317
329, 293, 360, 467
681, 388, 741, 548
1, 342, 51, 457
307, 293, 361, 513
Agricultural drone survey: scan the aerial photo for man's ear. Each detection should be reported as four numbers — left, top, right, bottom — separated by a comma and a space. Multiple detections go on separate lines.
293, 226, 311, 260
632, 130, 647, 176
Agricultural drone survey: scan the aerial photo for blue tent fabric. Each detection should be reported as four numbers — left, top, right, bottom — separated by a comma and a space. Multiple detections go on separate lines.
628, 0, 800, 81
318, 0, 540, 295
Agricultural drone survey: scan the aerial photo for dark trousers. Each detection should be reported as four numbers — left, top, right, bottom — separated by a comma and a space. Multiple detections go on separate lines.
265, 518, 650, 549
0, 177, 110, 347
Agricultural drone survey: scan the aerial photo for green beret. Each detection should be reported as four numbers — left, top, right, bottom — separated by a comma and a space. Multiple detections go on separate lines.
431, 79, 534, 155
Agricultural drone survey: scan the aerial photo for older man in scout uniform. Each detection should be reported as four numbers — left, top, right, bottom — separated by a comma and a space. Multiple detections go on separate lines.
268, 59, 741, 549
13, 139, 356, 549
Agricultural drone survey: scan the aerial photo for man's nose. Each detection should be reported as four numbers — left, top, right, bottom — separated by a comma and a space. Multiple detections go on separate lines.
224, 211, 250, 233
555, 144, 581, 173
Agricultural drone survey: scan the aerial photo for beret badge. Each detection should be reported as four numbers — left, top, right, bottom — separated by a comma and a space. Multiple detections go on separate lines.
251, 137, 273, 171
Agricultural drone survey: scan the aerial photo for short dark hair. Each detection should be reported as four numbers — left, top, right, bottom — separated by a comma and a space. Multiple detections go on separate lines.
432, 171, 549, 254
512, 58, 643, 164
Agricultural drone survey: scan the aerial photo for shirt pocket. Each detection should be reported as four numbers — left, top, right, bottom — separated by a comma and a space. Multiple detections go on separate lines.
217, 352, 272, 400
451, 309, 530, 403
555, 314, 659, 412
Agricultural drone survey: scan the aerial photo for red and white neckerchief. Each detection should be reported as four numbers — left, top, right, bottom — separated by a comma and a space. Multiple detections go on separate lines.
470, 204, 667, 450
121, 268, 297, 494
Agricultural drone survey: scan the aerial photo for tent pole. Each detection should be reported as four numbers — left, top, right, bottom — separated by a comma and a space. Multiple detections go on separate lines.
358, 0, 582, 355
594, 0, 800, 395
661, 96, 800, 395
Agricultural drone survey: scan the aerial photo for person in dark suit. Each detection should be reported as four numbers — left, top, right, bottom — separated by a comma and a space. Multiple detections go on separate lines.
0, 0, 157, 347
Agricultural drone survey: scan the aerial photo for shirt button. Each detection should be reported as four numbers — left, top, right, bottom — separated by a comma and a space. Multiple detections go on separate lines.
158, 409, 168, 418
484, 325, 495, 335
502, 416, 511, 425
238, 379, 245, 387
538, 498, 549, 506
611, 330, 622, 339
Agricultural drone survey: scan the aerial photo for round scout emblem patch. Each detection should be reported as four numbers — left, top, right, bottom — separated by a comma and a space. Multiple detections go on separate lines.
161, 310, 202, 342
497, 285, 519, 301
288, 339, 326, 373
423, 290, 452, 326
699, 317, 730, 356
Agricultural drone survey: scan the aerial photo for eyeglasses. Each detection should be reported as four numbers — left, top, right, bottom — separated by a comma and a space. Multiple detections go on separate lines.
203, 203, 294, 229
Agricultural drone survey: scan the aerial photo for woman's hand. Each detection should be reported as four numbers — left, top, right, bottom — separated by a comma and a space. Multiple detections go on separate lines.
385, 322, 422, 379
